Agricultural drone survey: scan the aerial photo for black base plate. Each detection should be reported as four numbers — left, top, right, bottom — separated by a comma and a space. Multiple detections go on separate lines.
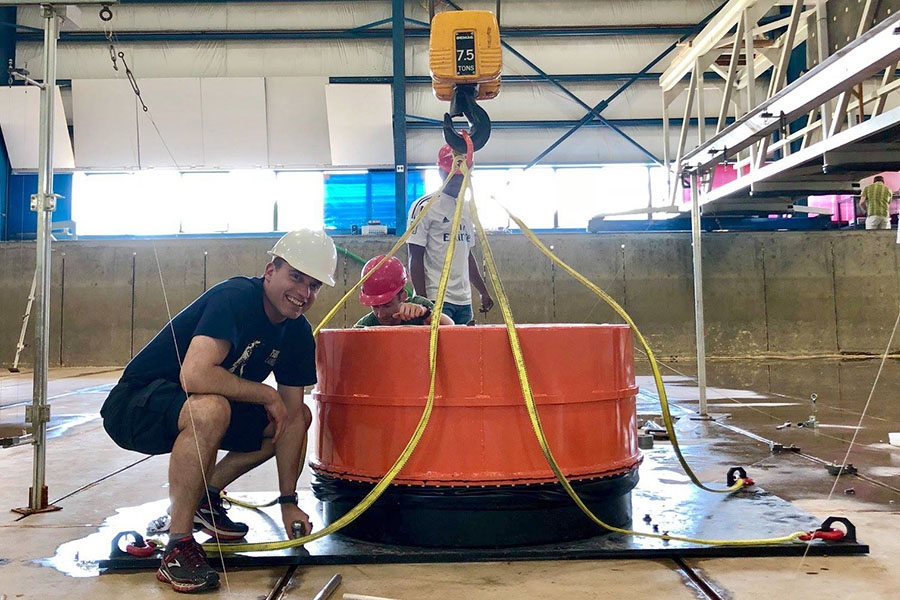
313, 470, 639, 547
56, 455, 867, 574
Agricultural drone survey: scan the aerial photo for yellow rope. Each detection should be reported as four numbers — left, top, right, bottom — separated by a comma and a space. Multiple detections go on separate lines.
468, 194, 808, 546
206, 154, 474, 554
215, 152, 811, 551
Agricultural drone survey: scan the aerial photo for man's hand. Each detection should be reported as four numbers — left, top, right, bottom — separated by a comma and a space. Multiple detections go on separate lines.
263, 387, 288, 444
282, 503, 312, 539
479, 292, 494, 314
394, 302, 429, 322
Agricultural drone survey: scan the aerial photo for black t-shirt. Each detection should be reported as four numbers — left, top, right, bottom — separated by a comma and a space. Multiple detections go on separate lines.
122, 276, 316, 389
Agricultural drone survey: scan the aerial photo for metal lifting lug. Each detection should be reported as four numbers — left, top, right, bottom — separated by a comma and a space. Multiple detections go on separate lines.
443, 84, 492, 154
111, 530, 159, 558
810, 516, 857, 543
726, 466, 748, 487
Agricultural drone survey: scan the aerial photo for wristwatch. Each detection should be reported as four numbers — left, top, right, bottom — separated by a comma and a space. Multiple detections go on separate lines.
422, 307, 433, 320
276, 492, 298, 505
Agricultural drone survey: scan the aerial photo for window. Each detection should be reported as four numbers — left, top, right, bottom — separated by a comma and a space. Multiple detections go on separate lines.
423, 164, 667, 231
275, 172, 326, 231
72, 170, 327, 236
72, 171, 183, 236
70, 164, 666, 236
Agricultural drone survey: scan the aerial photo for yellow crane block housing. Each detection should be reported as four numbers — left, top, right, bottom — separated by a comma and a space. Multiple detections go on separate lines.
429, 10, 502, 102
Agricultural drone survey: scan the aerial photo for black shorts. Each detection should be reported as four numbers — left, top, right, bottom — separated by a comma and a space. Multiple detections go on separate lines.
100, 378, 270, 455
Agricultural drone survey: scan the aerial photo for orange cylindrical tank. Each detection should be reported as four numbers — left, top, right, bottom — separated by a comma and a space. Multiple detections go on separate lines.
311, 324, 640, 487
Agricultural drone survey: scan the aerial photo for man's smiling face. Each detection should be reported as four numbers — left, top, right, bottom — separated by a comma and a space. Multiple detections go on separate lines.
263, 259, 322, 323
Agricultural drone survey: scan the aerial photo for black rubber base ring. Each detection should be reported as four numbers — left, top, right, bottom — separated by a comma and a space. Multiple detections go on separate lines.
313, 469, 639, 548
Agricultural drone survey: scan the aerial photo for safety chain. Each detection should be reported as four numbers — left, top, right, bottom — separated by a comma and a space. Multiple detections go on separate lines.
100, 4, 148, 112
101, 5, 117, 71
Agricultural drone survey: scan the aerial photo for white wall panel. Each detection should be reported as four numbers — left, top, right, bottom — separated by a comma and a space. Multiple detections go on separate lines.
224, 1, 387, 29
72, 79, 137, 170
222, 40, 392, 78
326, 84, 393, 167
200, 78, 268, 168
266, 77, 331, 168
0, 85, 74, 171
137, 78, 203, 168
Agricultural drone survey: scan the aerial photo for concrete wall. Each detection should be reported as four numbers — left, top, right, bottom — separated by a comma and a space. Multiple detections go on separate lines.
1, 230, 898, 368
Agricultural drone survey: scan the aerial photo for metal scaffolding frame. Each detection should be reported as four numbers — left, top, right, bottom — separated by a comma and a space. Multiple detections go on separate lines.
661, 0, 820, 205
663, 4, 900, 414
681, 11, 900, 204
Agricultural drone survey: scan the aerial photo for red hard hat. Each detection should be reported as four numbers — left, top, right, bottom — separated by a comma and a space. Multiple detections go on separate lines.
437, 144, 473, 173
359, 254, 408, 306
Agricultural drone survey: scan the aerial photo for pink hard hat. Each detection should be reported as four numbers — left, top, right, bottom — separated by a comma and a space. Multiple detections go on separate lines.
359, 255, 408, 306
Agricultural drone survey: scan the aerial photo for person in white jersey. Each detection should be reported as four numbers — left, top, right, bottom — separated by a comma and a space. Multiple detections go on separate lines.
406, 145, 493, 324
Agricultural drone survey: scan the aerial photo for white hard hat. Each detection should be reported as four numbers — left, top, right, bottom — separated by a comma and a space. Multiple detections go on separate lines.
268, 229, 337, 287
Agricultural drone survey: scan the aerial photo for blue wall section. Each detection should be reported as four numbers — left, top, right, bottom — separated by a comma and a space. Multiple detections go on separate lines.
324, 170, 425, 232
6, 173, 74, 240
0, 7, 16, 240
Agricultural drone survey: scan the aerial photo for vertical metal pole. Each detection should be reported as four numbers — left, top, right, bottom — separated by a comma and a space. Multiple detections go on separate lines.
689, 170, 708, 417
717, 17, 744, 135
661, 91, 673, 205
828, 0, 878, 138
661, 91, 670, 171
814, 0, 831, 138
743, 8, 757, 171
759, 0, 803, 165
392, 0, 408, 235
695, 64, 706, 146
28, 5, 60, 511
669, 72, 696, 205
873, 60, 897, 117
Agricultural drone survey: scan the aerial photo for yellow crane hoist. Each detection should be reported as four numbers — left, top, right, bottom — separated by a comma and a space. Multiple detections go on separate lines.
429, 10, 502, 153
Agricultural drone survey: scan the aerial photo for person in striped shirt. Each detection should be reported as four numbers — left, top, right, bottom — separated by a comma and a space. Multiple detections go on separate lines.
860, 175, 894, 230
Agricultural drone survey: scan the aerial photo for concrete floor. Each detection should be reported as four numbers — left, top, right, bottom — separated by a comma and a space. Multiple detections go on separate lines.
1, 360, 899, 599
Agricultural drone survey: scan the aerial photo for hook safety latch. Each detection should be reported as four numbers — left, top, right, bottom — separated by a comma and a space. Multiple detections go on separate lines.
443, 84, 492, 154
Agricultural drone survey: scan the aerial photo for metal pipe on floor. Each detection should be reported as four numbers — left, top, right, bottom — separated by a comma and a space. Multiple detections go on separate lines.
313, 574, 343, 600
